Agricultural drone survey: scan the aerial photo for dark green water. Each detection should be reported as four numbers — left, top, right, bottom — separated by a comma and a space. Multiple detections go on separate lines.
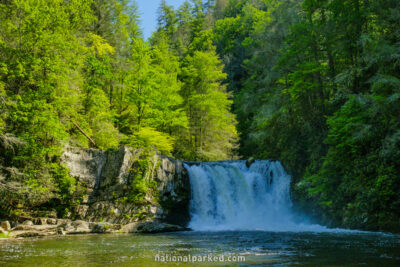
1, 231, 399, 266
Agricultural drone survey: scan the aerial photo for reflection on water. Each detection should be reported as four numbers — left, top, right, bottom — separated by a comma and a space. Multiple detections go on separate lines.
1, 231, 400, 266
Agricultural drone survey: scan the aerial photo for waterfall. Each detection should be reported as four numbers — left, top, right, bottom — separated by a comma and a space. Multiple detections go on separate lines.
184, 160, 327, 231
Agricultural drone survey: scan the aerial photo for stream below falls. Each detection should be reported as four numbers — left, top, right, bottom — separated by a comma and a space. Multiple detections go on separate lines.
1, 160, 399, 266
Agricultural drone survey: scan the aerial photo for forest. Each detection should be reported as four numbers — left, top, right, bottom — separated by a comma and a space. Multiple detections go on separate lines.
0, 0, 399, 232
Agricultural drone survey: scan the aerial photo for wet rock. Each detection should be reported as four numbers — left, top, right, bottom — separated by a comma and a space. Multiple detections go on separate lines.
1, 221, 11, 231
246, 157, 255, 168
4, 220, 187, 238
12, 225, 34, 231
61, 220, 91, 234
91, 222, 108, 233
138, 222, 189, 233
10, 231, 46, 238
22, 220, 33, 226
120, 222, 139, 233
37, 218, 47, 225
75, 205, 89, 219
149, 206, 158, 214
56, 219, 70, 225
47, 211, 58, 219
71, 220, 89, 228
57, 227, 66, 235
90, 222, 120, 233
9, 224, 58, 238
47, 218, 57, 225
154, 209, 165, 220
12, 224, 58, 231
157, 156, 191, 226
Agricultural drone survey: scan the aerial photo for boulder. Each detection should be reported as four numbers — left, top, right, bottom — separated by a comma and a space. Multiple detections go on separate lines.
1, 221, 11, 231
91, 223, 111, 234
47, 218, 57, 225
12, 225, 34, 231
12, 224, 58, 231
120, 222, 139, 233
71, 220, 89, 228
22, 220, 33, 226
61, 220, 91, 234
120, 221, 189, 233
9, 226, 58, 238
9, 231, 48, 238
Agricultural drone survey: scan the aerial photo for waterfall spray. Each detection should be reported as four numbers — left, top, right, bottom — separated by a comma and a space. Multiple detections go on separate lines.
185, 160, 328, 231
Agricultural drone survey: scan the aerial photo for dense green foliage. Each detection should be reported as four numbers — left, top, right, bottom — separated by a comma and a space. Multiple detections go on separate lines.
0, 0, 237, 218
0, 0, 399, 232
205, 0, 399, 232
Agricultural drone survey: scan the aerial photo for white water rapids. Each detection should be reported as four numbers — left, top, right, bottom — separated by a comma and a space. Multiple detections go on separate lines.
184, 160, 332, 232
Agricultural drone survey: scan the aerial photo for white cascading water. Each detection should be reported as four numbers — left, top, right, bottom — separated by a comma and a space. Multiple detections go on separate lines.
185, 160, 329, 232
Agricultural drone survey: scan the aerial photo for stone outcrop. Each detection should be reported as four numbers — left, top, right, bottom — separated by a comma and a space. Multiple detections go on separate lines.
0, 146, 192, 239
156, 155, 191, 226
60, 146, 191, 227
120, 221, 188, 233
1, 218, 187, 239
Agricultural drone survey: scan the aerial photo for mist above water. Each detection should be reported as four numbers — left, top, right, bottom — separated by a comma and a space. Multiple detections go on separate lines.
185, 160, 330, 232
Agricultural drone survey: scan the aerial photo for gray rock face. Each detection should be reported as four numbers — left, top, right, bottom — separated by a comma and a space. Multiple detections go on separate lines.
61, 146, 191, 227
61, 147, 106, 189
156, 156, 191, 226
99, 146, 138, 188
62, 146, 144, 196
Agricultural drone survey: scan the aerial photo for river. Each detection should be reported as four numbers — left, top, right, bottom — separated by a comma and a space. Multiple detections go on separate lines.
1, 160, 399, 266
1, 231, 399, 266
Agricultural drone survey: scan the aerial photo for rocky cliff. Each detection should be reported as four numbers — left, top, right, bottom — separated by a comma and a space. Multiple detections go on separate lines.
60, 146, 191, 227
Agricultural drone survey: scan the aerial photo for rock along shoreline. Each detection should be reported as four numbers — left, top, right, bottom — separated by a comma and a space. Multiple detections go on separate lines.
0, 219, 190, 240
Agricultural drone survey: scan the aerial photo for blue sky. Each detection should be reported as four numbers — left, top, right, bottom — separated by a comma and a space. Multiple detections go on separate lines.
137, 0, 186, 39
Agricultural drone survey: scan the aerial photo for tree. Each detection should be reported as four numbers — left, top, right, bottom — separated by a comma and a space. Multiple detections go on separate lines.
82, 33, 120, 149
0, 0, 93, 212
149, 36, 188, 137
181, 34, 238, 160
